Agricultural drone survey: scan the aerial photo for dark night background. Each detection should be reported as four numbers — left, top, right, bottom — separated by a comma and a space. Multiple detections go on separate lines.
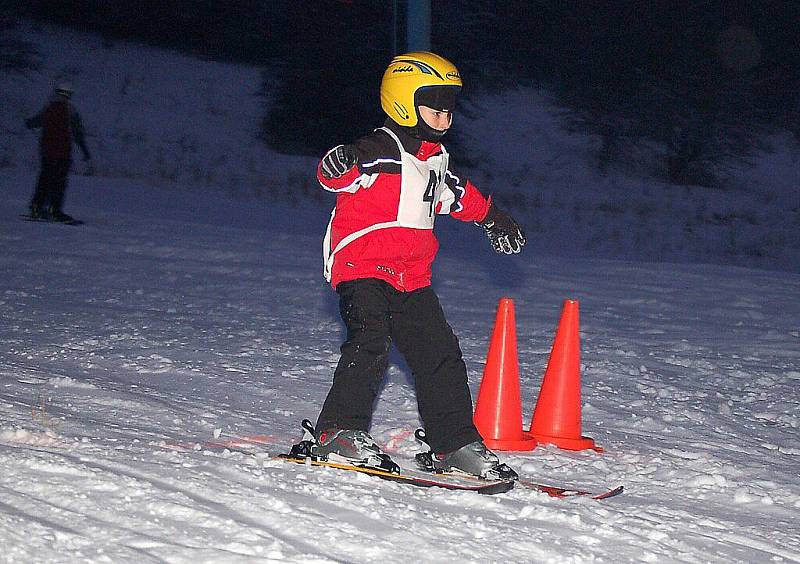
3, 0, 799, 188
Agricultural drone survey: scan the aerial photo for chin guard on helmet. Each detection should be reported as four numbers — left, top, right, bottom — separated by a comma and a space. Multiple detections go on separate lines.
415, 85, 459, 113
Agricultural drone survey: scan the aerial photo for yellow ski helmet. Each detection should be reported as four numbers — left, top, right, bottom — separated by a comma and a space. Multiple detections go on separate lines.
380, 51, 462, 127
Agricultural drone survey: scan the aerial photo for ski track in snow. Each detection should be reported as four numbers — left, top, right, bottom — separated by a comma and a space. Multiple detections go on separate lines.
1, 173, 799, 562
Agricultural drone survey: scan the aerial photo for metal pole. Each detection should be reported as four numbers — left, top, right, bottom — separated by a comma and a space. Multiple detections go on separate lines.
392, 0, 398, 55
406, 0, 431, 52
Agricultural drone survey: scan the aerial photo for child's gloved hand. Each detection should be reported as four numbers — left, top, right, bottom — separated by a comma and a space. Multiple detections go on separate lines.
321, 144, 358, 179
479, 203, 526, 254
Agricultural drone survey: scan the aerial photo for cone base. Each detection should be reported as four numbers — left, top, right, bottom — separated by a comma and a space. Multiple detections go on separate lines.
530, 433, 602, 452
483, 435, 538, 452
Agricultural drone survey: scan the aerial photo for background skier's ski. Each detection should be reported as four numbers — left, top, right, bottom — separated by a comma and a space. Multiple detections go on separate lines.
20, 214, 84, 226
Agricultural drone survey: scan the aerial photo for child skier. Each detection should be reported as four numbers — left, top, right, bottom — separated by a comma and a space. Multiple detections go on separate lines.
312, 51, 526, 480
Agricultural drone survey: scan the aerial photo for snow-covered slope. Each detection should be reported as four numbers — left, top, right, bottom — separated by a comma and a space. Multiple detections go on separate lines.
1, 20, 316, 204
1, 167, 799, 562
2, 20, 798, 273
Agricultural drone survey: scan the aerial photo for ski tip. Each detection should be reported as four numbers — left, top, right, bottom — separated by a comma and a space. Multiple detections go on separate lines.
593, 485, 624, 500
478, 480, 515, 495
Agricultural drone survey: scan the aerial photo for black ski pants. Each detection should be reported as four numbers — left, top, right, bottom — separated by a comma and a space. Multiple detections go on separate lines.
316, 278, 481, 454
31, 157, 71, 213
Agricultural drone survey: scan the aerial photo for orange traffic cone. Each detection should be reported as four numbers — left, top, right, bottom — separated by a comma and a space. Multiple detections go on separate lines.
528, 299, 601, 451
473, 298, 537, 451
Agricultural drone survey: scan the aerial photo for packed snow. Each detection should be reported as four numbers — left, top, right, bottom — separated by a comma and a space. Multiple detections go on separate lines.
1, 20, 799, 564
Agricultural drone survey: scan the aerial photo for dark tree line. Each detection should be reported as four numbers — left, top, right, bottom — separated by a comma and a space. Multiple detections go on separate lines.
434, 1, 800, 186
5, 0, 798, 186
0, 14, 38, 73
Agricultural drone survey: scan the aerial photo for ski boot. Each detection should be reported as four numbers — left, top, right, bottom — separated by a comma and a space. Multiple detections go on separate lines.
29, 204, 47, 220
290, 420, 400, 474
48, 207, 75, 223
415, 429, 518, 481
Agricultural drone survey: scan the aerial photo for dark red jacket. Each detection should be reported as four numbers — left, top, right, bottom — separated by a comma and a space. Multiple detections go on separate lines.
26, 98, 90, 162
319, 120, 490, 291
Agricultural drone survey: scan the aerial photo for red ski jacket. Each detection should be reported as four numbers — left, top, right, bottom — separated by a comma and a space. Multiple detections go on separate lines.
318, 120, 490, 292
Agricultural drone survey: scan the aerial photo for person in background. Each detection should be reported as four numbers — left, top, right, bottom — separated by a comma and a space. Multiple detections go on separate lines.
25, 81, 92, 222
310, 51, 526, 480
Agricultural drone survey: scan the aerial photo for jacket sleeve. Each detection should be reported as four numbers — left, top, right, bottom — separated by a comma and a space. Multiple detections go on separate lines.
71, 110, 91, 160
316, 130, 396, 194
25, 109, 44, 129
436, 163, 490, 223
316, 153, 362, 193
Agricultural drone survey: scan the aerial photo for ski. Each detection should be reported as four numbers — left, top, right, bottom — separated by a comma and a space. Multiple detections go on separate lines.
165, 423, 623, 500
517, 480, 624, 500
277, 452, 515, 495
415, 449, 622, 500
161, 434, 276, 451
20, 214, 84, 226
274, 453, 622, 498
164, 427, 513, 494
412, 428, 622, 500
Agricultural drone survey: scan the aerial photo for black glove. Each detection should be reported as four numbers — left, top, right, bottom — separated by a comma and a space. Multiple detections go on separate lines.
321, 144, 358, 179
479, 202, 526, 254
25, 118, 34, 129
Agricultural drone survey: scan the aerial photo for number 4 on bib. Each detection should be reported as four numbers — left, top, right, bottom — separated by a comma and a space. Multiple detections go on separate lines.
423, 170, 439, 217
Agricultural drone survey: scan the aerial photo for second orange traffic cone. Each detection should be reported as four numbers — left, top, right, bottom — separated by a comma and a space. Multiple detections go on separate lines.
473, 298, 537, 451
528, 299, 601, 452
